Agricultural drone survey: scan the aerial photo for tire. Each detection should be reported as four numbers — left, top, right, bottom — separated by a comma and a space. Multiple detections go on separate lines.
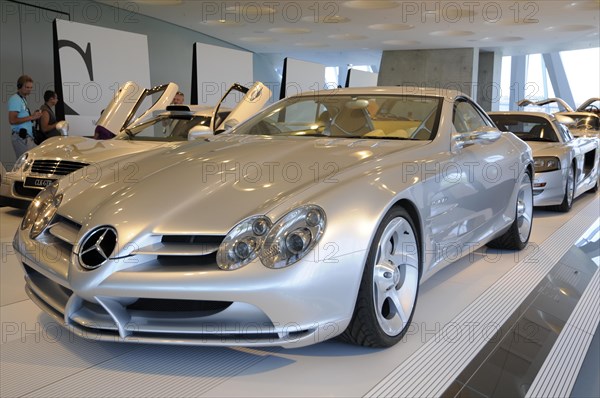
340, 207, 421, 347
587, 178, 598, 193
551, 166, 575, 212
488, 171, 533, 250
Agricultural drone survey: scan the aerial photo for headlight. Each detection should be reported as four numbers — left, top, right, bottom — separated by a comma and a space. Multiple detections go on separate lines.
21, 183, 63, 239
259, 205, 326, 269
533, 156, 561, 172
23, 159, 33, 173
12, 153, 29, 172
217, 216, 272, 270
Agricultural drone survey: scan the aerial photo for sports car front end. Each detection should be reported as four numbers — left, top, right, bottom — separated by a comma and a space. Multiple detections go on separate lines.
531, 156, 566, 206
1, 148, 89, 208
13, 135, 407, 348
15, 87, 533, 348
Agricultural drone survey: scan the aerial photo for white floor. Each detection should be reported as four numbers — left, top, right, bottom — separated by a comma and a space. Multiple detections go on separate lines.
1, 193, 599, 398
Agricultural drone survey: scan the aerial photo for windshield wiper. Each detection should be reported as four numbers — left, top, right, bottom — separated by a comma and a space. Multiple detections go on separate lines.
345, 135, 420, 140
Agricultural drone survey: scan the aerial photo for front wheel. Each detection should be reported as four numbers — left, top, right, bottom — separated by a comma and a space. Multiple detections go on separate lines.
341, 207, 420, 347
551, 166, 575, 212
488, 171, 533, 250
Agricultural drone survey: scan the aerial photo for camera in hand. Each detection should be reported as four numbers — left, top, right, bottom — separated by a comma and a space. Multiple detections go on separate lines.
18, 128, 27, 139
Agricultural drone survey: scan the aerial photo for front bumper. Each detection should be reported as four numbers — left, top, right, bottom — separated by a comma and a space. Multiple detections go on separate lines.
0, 172, 40, 208
14, 226, 362, 348
532, 170, 565, 206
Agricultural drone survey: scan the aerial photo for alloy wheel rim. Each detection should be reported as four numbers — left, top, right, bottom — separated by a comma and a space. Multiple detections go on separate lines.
567, 168, 575, 206
372, 217, 419, 336
517, 174, 533, 243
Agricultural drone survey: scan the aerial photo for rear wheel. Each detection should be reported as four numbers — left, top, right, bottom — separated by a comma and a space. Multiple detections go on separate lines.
341, 207, 420, 347
488, 171, 533, 250
587, 177, 598, 193
551, 166, 575, 212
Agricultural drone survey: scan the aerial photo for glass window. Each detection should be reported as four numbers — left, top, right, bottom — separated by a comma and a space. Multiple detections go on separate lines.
499, 56, 512, 111
121, 114, 211, 141
233, 95, 442, 140
453, 100, 489, 133
554, 121, 573, 142
489, 114, 559, 143
560, 48, 600, 107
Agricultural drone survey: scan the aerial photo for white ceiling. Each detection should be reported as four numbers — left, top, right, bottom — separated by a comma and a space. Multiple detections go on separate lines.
101, 0, 600, 67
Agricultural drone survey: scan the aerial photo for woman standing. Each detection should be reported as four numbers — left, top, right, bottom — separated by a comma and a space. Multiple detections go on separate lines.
37, 90, 61, 143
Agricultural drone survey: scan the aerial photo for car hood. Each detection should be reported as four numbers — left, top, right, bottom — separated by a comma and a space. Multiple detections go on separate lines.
31, 136, 176, 164
527, 141, 566, 157
58, 135, 429, 234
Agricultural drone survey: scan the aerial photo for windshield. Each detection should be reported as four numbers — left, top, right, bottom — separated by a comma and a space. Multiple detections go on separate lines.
231, 95, 442, 140
563, 114, 600, 131
490, 115, 559, 143
116, 113, 211, 142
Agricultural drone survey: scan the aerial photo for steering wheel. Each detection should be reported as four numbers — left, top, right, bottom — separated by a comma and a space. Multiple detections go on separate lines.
584, 104, 599, 113
248, 120, 282, 135
576, 120, 593, 130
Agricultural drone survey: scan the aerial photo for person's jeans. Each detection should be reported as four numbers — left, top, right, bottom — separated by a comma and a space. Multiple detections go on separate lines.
11, 132, 37, 158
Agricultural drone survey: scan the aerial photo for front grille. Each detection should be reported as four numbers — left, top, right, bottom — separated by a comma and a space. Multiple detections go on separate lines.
127, 298, 232, 313
131, 235, 223, 266
14, 182, 42, 198
31, 159, 89, 176
161, 235, 224, 245
152, 235, 224, 268
48, 215, 82, 247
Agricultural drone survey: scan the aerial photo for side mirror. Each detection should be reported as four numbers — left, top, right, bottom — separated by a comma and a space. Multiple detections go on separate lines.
56, 120, 69, 136
453, 126, 501, 150
187, 125, 213, 141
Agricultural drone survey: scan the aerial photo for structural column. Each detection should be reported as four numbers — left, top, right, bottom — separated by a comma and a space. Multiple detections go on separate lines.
378, 48, 479, 98
477, 51, 503, 111
543, 52, 575, 110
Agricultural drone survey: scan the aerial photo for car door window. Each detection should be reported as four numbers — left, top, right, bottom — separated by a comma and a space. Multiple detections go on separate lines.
554, 121, 573, 142
453, 99, 489, 133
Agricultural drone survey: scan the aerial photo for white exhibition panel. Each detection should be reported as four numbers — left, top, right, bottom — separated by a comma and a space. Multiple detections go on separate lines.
194, 43, 253, 108
281, 58, 326, 98
346, 69, 379, 87
54, 19, 151, 136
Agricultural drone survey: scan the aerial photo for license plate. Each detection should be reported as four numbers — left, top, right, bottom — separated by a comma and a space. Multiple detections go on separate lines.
24, 177, 56, 189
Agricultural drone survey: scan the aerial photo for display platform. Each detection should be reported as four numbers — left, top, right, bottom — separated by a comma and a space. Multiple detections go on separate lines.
1, 193, 598, 398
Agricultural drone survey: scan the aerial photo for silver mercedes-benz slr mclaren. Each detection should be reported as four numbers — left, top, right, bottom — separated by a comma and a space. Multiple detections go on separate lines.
14, 87, 534, 348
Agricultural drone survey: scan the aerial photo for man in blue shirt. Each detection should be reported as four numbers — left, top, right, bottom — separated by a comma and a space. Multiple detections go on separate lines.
8, 75, 42, 158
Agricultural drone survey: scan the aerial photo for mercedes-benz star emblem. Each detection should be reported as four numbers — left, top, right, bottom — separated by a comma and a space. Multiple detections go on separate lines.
78, 226, 117, 270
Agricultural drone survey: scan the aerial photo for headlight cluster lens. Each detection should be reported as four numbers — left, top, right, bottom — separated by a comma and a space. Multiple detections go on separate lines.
23, 159, 33, 173
12, 153, 30, 172
217, 216, 272, 270
533, 157, 561, 172
260, 205, 326, 269
216, 205, 326, 271
20, 183, 63, 239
